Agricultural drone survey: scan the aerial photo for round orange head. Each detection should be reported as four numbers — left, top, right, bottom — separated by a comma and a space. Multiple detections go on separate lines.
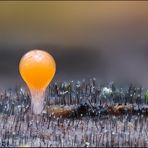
19, 49, 56, 91
19, 49, 56, 114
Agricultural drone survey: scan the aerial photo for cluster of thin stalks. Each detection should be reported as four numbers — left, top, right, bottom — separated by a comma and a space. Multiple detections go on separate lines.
0, 78, 148, 147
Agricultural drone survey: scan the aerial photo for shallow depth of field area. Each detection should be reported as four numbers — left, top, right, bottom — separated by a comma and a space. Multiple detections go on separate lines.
0, 1, 148, 147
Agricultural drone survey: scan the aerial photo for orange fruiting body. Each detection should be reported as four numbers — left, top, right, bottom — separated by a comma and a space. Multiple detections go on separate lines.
19, 49, 56, 114
19, 49, 56, 90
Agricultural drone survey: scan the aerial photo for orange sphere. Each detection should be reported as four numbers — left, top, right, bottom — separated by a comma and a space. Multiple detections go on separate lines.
19, 49, 56, 90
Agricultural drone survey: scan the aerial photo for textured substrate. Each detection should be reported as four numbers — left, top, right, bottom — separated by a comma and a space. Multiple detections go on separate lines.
0, 79, 148, 147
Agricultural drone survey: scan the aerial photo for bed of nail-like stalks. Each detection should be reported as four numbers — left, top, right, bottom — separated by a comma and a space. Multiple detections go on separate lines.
0, 78, 148, 147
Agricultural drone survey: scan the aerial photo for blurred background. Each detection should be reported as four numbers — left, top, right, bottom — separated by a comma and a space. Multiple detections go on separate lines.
0, 1, 148, 88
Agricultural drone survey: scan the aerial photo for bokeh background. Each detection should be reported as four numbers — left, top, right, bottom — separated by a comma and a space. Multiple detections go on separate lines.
0, 1, 148, 88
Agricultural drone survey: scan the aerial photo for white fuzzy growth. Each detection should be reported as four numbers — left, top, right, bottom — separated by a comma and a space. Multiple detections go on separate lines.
102, 87, 112, 95
30, 90, 45, 114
